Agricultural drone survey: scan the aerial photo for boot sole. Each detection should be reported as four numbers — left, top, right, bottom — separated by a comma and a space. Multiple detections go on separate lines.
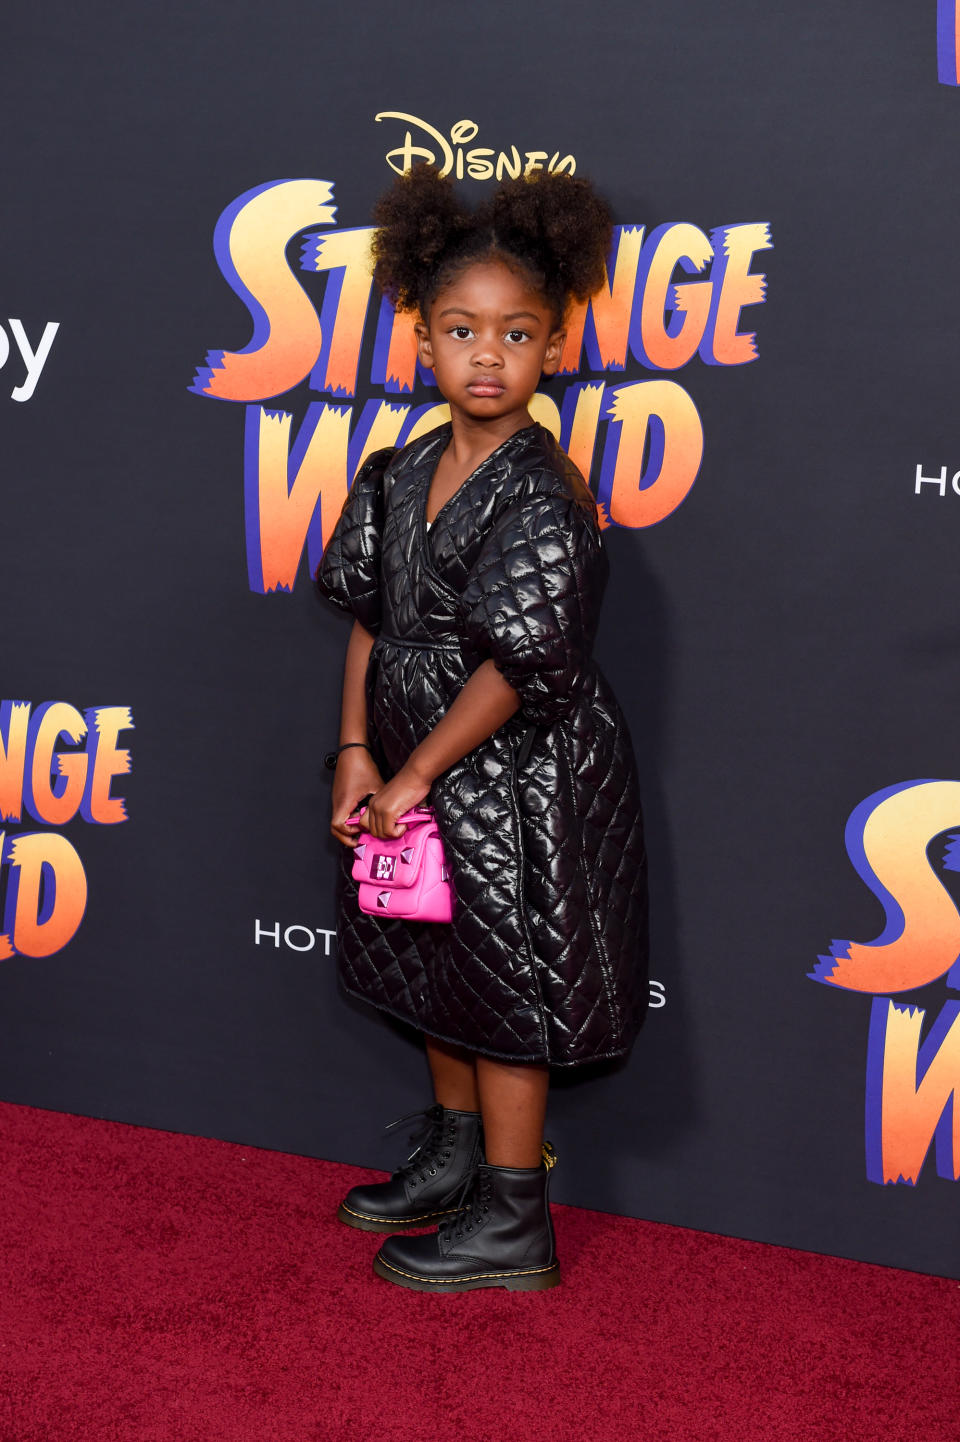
337, 1201, 459, 1233
372, 1253, 561, 1292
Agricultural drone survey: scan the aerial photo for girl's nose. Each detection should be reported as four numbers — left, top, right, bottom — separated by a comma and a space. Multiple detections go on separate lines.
472, 338, 503, 367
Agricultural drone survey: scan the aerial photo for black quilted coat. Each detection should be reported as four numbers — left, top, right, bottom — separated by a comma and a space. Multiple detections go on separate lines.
316, 422, 648, 1066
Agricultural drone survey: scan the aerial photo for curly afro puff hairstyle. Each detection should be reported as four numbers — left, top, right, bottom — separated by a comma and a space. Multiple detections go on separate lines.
371, 164, 613, 325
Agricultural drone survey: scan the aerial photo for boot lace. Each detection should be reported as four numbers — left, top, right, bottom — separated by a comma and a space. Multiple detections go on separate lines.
439, 1167, 493, 1244
384, 1104, 458, 1186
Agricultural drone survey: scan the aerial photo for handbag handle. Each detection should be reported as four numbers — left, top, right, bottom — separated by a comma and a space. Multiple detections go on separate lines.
345, 804, 435, 828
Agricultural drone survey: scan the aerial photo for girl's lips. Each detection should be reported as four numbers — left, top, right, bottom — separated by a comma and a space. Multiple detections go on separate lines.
468, 380, 505, 396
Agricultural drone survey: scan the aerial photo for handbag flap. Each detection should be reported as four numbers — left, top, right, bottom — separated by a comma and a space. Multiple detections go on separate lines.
351, 813, 436, 889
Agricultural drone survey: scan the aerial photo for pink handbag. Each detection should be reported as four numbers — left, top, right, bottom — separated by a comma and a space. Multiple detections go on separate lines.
345, 804, 454, 922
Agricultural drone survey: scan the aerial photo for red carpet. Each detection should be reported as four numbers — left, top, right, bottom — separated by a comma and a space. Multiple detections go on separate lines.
0, 1102, 955, 1442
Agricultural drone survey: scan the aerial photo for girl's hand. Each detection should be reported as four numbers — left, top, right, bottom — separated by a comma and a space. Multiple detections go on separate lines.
357, 763, 432, 839
331, 747, 385, 847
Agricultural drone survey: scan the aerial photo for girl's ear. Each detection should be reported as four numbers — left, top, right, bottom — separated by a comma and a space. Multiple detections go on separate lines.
414, 319, 434, 369
541, 329, 566, 377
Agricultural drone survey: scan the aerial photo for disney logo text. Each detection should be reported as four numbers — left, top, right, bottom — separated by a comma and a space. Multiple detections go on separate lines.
375, 112, 576, 180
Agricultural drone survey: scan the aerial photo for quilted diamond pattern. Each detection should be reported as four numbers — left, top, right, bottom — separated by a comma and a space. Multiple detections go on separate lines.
314, 447, 392, 635
316, 423, 648, 1067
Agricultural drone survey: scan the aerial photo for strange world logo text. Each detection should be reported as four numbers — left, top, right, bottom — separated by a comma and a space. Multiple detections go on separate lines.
811, 779, 960, 1187
190, 160, 773, 594
0, 701, 134, 959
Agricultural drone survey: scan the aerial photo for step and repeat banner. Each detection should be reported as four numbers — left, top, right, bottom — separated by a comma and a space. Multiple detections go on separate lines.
2, 2, 958, 1277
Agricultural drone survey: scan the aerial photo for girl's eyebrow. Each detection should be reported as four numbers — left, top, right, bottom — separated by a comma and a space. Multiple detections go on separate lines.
437, 307, 542, 322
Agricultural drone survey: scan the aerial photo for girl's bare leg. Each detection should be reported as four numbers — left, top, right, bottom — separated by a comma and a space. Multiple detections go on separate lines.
476, 1056, 549, 1168
426, 1041, 549, 1165
425, 1036, 480, 1111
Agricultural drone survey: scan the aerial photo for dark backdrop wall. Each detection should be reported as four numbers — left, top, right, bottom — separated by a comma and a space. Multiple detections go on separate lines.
3, 1, 959, 1278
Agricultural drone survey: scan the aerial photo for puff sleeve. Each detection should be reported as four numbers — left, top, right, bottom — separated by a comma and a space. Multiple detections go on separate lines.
314, 448, 394, 634
456, 490, 608, 723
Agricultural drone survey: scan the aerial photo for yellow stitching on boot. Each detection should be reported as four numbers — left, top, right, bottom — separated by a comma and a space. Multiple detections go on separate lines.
340, 1201, 457, 1223
374, 1255, 560, 1285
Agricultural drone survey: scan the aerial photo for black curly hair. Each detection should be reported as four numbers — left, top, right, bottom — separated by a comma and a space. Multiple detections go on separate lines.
371, 164, 613, 325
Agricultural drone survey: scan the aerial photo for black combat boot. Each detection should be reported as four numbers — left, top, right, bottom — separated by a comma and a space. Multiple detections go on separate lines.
372, 1147, 560, 1291
337, 1104, 483, 1232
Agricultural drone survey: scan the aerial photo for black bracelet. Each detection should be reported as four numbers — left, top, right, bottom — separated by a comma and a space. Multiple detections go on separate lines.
323, 742, 372, 772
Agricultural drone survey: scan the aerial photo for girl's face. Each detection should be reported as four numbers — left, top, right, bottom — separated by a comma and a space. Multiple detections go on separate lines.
415, 259, 565, 429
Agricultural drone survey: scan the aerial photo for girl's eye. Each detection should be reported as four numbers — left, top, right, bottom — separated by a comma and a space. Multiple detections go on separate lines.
506, 330, 530, 344
451, 326, 472, 340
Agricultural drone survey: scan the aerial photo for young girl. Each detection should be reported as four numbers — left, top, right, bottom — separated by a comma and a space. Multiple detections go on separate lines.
316, 164, 649, 1293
